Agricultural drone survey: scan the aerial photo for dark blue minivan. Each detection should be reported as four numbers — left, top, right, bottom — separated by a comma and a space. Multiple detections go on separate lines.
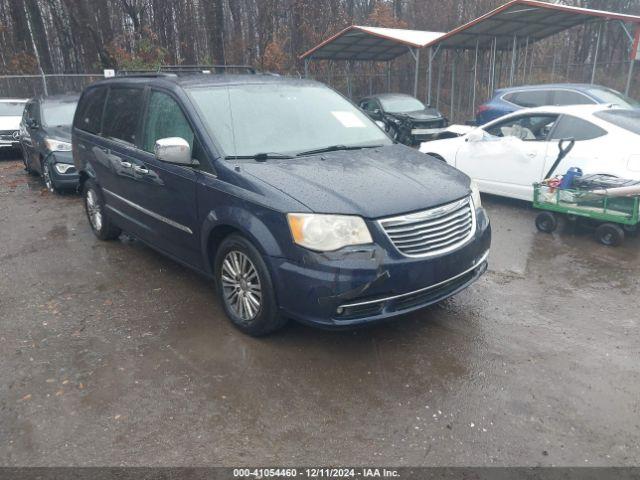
73, 72, 490, 335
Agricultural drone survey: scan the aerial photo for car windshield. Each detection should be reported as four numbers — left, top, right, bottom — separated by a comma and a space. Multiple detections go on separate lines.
42, 100, 78, 126
594, 109, 640, 135
587, 88, 639, 108
0, 102, 26, 116
379, 96, 425, 113
187, 83, 391, 157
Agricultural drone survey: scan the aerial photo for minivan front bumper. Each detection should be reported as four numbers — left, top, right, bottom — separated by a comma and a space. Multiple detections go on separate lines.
269, 207, 491, 328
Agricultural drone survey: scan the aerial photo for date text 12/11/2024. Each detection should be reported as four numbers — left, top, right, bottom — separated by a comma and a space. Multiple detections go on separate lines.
233, 468, 400, 478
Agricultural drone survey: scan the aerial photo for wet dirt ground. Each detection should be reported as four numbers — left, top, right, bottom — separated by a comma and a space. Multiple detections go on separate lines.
1, 151, 639, 467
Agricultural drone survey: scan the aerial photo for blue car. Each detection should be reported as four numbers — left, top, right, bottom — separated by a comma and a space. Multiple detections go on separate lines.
73, 71, 490, 336
475, 83, 639, 125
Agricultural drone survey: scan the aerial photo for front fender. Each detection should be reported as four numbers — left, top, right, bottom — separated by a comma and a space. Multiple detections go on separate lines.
200, 205, 288, 275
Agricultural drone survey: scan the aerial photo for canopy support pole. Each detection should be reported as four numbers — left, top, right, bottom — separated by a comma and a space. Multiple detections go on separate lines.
346, 61, 352, 98
428, 47, 433, 106
472, 39, 479, 114
522, 36, 529, 84
591, 22, 603, 84
622, 24, 638, 96
408, 47, 420, 98
450, 50, 456, 121
304, 58, 309, 78
626, 60, 636, 95
491, 37, 497, 94
436, 54, 442, 109
509, 35, 517, 86
387, 61, 391, 91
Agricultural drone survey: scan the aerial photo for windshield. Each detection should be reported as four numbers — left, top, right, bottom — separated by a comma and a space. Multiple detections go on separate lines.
588, 88, 639, 108
594, 109, 640, 135
379, 96, 425, 113
42, 100, 78, 126
0, 102, 26, 116
188, 83, 391, 157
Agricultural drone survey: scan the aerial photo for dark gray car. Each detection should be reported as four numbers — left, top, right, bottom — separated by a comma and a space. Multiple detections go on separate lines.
20, 94, 80, 193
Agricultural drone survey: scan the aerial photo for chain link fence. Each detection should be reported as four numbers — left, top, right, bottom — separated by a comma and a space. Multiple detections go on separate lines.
309, 54, 638, 124
0, 74, 104, 98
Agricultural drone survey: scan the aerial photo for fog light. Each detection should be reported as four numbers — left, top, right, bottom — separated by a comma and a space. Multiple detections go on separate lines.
336, 307, 344, 315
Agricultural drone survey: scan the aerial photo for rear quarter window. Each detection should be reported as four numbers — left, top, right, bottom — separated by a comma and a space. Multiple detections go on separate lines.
550, 115, 606, 141
74, 87, 107, 134
552, 90, 594, 106
594, 109, 640, 135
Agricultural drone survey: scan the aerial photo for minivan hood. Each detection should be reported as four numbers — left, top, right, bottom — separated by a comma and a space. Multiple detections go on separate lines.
241, 144, 470, 218
0, 115, 21, 131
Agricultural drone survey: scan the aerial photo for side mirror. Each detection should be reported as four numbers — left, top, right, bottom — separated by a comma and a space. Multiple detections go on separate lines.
27, 118, 39, 129
466, 129, 485, 143
373, 108, 381, 117
154, 137, 195, 166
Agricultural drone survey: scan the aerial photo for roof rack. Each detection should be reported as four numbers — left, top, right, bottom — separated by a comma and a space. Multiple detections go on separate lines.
115, 71, 176, 78
159, 64, 257, 75
115, 65, 257, 78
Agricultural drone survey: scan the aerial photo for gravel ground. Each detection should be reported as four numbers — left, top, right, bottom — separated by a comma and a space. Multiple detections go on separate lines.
1, 152, 639, 466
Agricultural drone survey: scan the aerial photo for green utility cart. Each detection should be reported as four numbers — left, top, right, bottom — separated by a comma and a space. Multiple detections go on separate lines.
533, 183, 640, 246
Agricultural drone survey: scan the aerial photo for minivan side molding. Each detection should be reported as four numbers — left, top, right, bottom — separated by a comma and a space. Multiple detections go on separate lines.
103, 188, 194, 235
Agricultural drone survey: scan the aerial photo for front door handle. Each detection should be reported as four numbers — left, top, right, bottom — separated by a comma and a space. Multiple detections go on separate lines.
133, 165, 149, 175
120, 161, 132, 168
526, 152, 536, 158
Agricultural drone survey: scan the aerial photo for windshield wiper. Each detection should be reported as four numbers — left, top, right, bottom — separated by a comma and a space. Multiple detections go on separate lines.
225, 152, 294, 162
296, 144, 384, 157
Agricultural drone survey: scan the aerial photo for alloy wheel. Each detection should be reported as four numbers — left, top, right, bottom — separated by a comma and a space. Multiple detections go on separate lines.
86, 188, 103, 232
220, 250, 262, 322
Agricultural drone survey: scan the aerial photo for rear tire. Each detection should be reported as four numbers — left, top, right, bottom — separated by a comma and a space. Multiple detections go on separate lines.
214, 234, 287, 336
83, 179, 121, 241
595, 223, 624, 247
535, 212, 558, 233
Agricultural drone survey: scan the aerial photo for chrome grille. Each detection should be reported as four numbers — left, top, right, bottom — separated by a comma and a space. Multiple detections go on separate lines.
379, 197, 475, 257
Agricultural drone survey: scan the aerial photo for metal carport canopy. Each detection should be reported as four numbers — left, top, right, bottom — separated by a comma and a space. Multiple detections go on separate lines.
300, 25, 444, 61
424, 0, 640, 51
300, 26, 445, 97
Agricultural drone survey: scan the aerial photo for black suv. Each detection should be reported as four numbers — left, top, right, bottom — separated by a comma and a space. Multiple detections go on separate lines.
20, 94, 80, 193
359, 93, 448, 145
73, 70, 490, 336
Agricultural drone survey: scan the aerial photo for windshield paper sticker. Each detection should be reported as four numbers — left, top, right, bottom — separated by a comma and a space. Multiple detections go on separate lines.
332, 111, 366, 128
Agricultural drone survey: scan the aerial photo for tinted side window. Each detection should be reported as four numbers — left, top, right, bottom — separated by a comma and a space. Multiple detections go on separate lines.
550, 115, 607, 141
75, 87, 107, 134
508, 90, 550, 108
103, 87, 144, 144
142, 91, 195, 153
552, 90, 594, 106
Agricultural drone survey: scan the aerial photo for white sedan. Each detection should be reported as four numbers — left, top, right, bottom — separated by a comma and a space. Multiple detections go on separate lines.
419, 105, 640, 201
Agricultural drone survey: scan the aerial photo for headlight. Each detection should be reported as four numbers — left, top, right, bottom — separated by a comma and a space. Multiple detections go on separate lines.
470, 180, 482, 208
287, 213, 373, 251
44, 138, 72, 152
54, 163, 75, 174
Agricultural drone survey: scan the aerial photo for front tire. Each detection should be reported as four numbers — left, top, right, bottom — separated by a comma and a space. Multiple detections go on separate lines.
214, 234, 287, 336
83, 179, 121, 241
